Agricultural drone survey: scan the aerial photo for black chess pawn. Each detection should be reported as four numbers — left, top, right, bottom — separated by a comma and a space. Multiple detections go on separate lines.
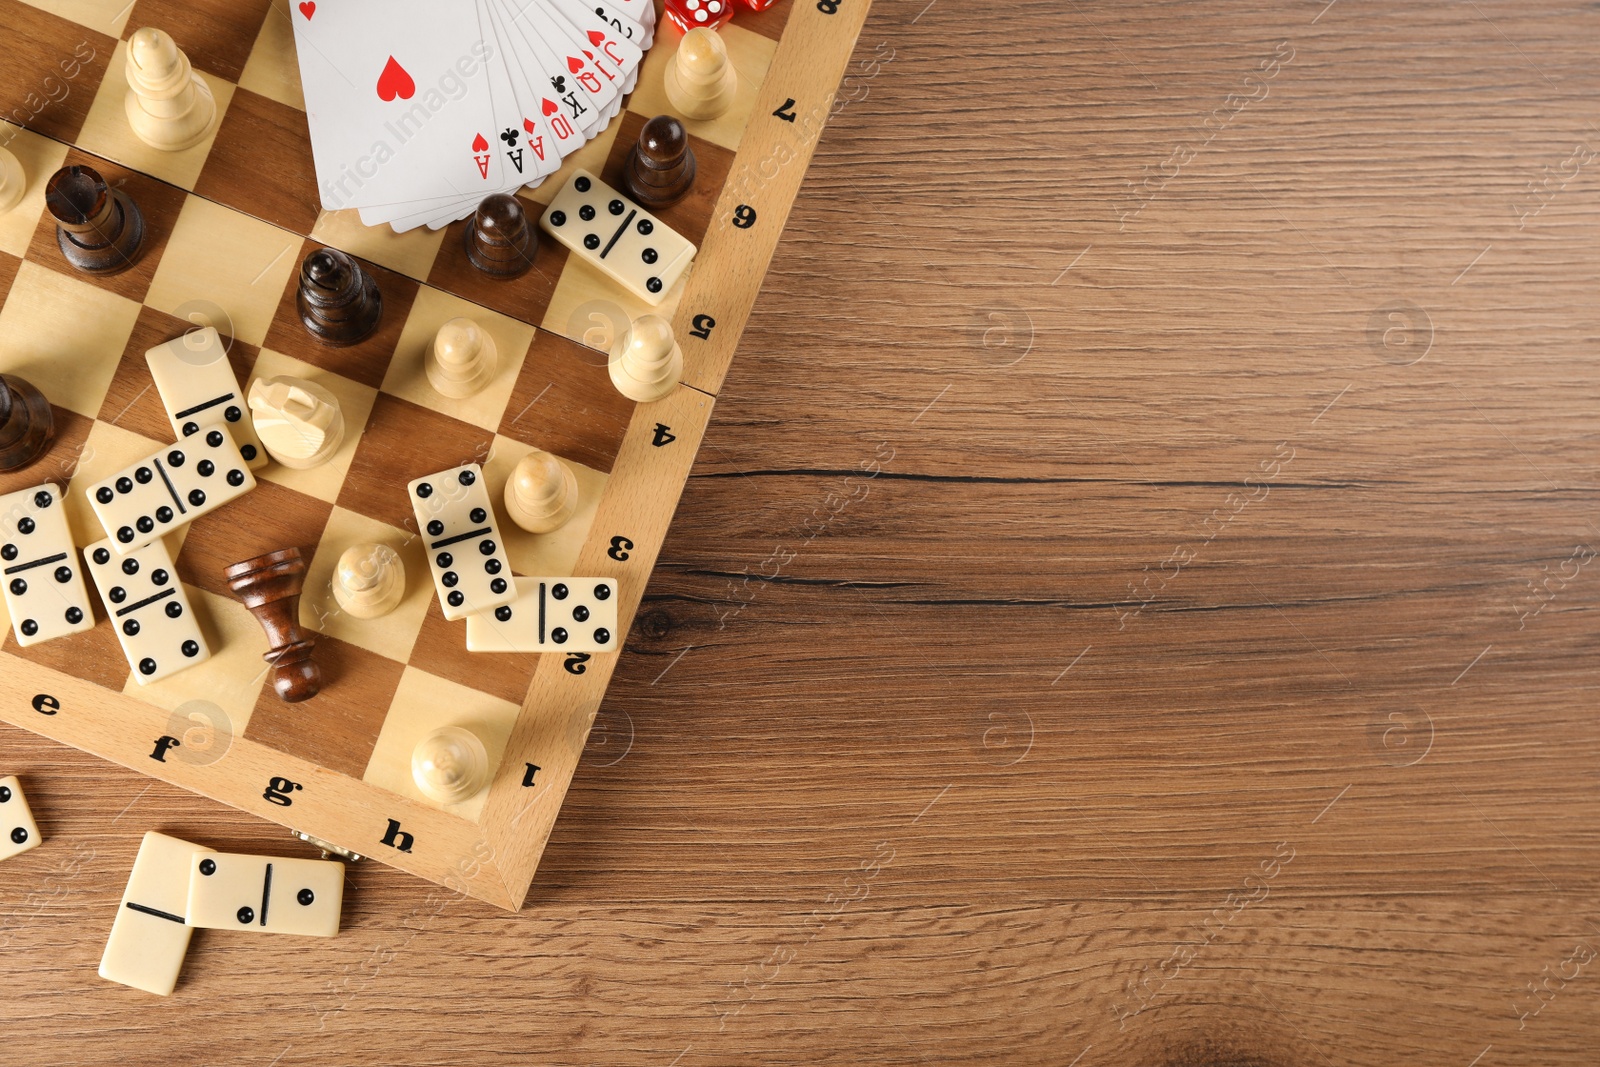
45, 164, 145, 275
296, 247, 382, 347
0, 374, 54, 472
623, 115, 696, 210
463, 193, 536, 279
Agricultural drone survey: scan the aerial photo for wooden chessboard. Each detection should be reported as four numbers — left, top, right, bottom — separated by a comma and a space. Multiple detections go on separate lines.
0, 0, 870, 910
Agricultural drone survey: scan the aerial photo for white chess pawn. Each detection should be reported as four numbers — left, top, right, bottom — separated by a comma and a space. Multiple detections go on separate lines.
0, 145, 26, 215
331, 542, 405, 620
664, 28, 737, 121
504, 450, 578, 534
412, 726, 489, 803
427, 316, 498, 399
248, 374, 344, 469
123, 27, 217, 152
609, 315, 682, 402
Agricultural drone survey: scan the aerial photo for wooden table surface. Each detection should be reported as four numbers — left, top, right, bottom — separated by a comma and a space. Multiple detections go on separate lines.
4, 1, 1599, 1063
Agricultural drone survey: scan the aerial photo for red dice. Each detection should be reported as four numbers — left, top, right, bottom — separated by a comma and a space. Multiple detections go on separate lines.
665, 0, 734, 32
738, 0, 782, 9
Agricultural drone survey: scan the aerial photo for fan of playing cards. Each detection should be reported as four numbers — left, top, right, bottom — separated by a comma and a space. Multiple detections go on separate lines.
291, 0, 655, 233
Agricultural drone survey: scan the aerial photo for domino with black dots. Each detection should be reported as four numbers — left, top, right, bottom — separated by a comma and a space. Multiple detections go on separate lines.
0, 484, 94, 646
83, 536, 210, 684
85, 427, 256, 555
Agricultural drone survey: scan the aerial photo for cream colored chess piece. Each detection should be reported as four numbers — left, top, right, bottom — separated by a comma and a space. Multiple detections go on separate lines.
504, 450, 578, 534
0, 145, 26, 215
332, 542, 405, 620
123, 27, 217, 152
609, 315, 682, 402
427, 317, 498, 398
247, 374, 345, 469
412, 726, 489, 803
664, 28, 737, 121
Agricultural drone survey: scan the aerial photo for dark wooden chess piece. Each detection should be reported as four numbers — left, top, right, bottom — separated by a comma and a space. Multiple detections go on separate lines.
0, 374, 54, 472
296, 247, 382, 347
624, 115, 696, 210
226, 547, 322, 703
45, 164, 145, 275
462, 193, 536, 278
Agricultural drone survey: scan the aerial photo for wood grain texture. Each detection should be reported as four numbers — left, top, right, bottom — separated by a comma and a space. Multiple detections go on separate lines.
2, 0, 1598, 1063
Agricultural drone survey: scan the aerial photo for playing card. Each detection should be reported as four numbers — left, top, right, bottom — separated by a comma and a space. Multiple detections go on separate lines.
292, 0, 506, 210
494, 0, 619, 135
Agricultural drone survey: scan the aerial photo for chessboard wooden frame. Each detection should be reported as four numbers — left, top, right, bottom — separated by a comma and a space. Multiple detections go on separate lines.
0, 0, 873, 910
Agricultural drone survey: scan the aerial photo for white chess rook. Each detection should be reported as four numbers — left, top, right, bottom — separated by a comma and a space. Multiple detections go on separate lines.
412, 726, 490, 803
665, 28, 737, 121
427, 317, 498, 399
332, 542, 405, 620
123, 27, 217, 152
0, 145, 26, 215
504, 450, 578, 534
609, 315, 682, 402
248, 374, 344, 469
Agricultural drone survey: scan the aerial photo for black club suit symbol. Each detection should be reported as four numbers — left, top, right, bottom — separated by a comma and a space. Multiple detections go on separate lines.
500, 127, 519, 147
550, 75, 567, 94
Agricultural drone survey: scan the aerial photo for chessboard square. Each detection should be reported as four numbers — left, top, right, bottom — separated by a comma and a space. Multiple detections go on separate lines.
484, 435, 608, 579
244, 633, 404, 780
122, 0, 275, 82
2, 609, 130, 691
100, 305, 262, 445
65, 419, 162, 543
382, 287, 533, 433
541, 251, 687, 356
120, 585, 266, 734
310, 209, 444, 283
337, 393, 494, 532
738, 1, 794, 41
0, 251, 15, 304
498, 328, 631, 473
145, 196, 300, 347
627, 23, 778, 153
410, 597, 534, 707
248, 348, 375, 504
601, 111, 735, 248
0, 259, 140, 418
425, 211, 567, 327
174, 475, 333, 601
238, 0, 304, 110
299, 506, 431, 664
25, 147, 187, 303
76, 39, 236, 192
0, 123, 69, 259
0, 406, 92, 502
193, 88, 318, 235
364, 665, 522, 820
1, 10, 114, 144
517, 126, 625, 208
262, 240, 419, 390
17, 0, 134, 37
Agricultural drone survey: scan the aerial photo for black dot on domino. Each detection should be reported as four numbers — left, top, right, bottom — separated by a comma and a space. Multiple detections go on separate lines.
441, 571, 459, 588
182, 421, 199, 436
552, 584, 568, 600
53, 566, 71, 583
206, 430, 224, 447
96, 487, 114, 504
298, 889, 315, 906
92, 547, 110, 565
188, 489, 206, 507
165, 602, 183, 619
117, 526, 135, 544
436, 551, 453, 568
226, 406, 242, 422
125, 557, 143, 575
197, 459, 215, 477
552, 627, 568, 643
594, 583, 611, 601
152, 569, 169, 586
65, 607, 82, 624
573, 605, 589, 622
136, 516, 153, 533
32, 490, 51, 508
0, 785, 10, 802
458, 469, 476, 486
637, 219, 653, 235
490, 578, 507, 594
199, 858, 216, 875
579, 204, 595, 221
608, 199, 624, 215
10, 827, 26, 845
19, 619, 37, 637
167, 450, 184, 468
156, 506, 174, 523
138, 657, 157, 675
241, 444, 257, 461
9, 578, 25, 595
236, 907, 254, 925
428, 520, 444, 537
495, 606, 512, 622
448, 591, 465, 607
478, 539, 496, 556
16, 517, 33, 535
550, 209, 567, 226
470, 507, 486, 523
135, 466, 153, 484
584, 234, 600, 250
416, 482, 433, 499
109, 587, 126, 604
647, 278, 662, 293
484, 559, 501, 574
575, 176, 591, 192
124, 619, 140, 637
182, 640, 200, 657
115, 476, 133, 494
642, 248, 658, 264
0, 545, 13, 561
227, 469, 245, 487
594, 627, 610, 644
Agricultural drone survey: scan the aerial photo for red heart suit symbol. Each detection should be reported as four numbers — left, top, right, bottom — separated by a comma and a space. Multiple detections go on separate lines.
472, 132, 489, 153
566, 56, 584, 74
541, 98, 559, 116
587, 30, 604, 45
298, 1, 315, 18
376, 56, 415, 102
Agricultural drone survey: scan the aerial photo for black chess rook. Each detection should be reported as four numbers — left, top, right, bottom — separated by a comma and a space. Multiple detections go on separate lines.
463, 193, 536, 279
0, 375, 54, 473
45, 164, 145, 275
623, 115, 696, 210
296, 247, 382, 347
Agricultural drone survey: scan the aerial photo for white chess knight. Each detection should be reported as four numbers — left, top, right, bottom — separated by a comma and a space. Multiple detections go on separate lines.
123, 27, 217, 152
248, 374, 344, 469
